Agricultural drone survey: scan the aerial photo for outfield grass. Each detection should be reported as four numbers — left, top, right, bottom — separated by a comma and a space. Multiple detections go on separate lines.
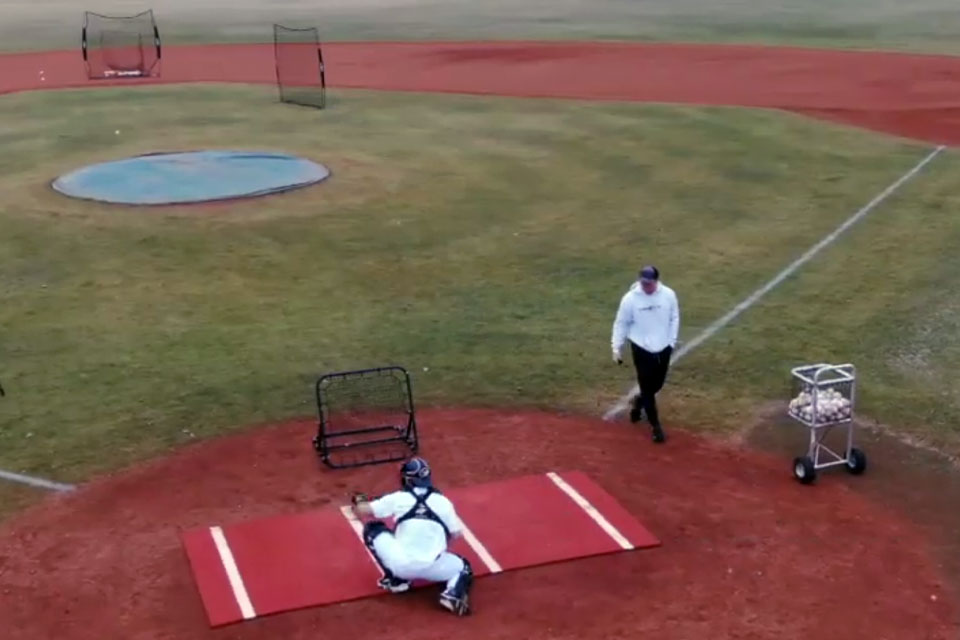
677, 151, 960, 448
0, 85, 956, 502
1, 0, 960, 54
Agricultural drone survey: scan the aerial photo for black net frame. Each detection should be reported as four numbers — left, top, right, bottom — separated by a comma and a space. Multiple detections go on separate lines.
313, 366, 418, 469
82, 10, 162, 80
273, 23, 327, 109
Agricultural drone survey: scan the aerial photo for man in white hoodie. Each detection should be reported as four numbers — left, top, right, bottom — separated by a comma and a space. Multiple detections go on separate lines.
610, 265, 679, 443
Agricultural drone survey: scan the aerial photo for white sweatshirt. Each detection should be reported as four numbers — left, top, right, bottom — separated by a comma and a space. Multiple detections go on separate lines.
611, 281, 680, 355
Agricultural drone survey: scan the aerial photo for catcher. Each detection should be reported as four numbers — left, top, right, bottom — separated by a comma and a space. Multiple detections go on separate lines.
349, 456, 474, 616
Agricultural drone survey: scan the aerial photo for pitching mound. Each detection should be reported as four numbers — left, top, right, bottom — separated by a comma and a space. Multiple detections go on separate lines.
0, 408, 954, 639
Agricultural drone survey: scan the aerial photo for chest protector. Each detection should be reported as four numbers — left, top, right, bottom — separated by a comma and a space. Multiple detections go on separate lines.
395, 487, 450, 541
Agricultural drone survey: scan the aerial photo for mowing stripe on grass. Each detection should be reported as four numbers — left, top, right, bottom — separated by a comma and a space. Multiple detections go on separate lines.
604, 145, 947, 421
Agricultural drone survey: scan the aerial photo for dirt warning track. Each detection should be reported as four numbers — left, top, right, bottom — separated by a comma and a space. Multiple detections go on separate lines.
2, 41, 959, 144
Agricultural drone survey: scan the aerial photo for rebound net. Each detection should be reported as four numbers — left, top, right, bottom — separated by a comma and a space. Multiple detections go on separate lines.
313, 366, 419, 469
82, 10, 162, 79
273, 24, 327, 109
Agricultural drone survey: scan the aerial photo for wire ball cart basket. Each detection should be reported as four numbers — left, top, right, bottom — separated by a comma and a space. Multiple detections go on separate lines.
787, 363, 866, 484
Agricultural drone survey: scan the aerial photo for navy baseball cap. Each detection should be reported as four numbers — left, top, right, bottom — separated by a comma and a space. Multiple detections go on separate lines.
639, 265, 659, 282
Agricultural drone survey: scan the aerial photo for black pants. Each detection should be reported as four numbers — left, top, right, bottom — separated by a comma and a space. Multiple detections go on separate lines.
630, 342, 672, 427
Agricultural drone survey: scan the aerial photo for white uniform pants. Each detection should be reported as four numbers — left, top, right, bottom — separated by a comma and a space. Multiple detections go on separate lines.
372, 532, 464, 591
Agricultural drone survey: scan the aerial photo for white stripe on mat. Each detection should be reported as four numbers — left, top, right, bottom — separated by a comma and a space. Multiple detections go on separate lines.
209, 526, 256, 620
340, 505, 385, 577
546, 472, 633, 550
460, 523, 503, 573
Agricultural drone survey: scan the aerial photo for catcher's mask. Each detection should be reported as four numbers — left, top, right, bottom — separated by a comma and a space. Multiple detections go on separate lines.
400, 457, 432, 489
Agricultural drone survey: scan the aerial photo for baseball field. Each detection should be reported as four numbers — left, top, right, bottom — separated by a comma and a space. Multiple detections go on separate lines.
1, 1, 959, 638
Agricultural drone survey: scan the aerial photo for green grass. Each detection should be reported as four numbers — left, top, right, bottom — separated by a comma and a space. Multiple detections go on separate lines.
1, 85, 957, 503
675, 151, 960, 447
0, 483, 51, 520
2, 0, 960, 54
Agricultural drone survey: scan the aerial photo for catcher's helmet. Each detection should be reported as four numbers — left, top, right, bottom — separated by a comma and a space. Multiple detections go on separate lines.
400, 457, 432, 489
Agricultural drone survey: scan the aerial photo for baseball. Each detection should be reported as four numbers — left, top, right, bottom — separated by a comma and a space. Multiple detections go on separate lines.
115, 130, 120, 135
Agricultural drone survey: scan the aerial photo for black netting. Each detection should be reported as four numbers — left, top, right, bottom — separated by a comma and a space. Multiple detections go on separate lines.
273, 24, 326, 109
318, 368, 412, 435
314, 367, 418, 468
82, 10, 161, 79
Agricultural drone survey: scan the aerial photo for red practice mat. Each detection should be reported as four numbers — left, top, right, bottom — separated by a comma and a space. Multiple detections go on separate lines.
181, 471, 660, 627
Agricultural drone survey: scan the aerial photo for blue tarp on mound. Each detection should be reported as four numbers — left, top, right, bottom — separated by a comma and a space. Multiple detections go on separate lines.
52, 150, 330, 205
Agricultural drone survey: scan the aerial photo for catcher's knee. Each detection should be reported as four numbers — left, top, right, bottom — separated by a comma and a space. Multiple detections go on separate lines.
362, 521, 391, 548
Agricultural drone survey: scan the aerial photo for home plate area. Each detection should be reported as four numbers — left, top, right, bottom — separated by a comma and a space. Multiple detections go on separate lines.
181, 471, 660, 626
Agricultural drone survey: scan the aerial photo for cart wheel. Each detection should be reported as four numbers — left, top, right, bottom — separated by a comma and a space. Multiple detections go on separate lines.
793, 456, 816, 484
846, 448, 867, 475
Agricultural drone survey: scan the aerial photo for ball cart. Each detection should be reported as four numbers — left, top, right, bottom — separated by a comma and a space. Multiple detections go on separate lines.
787, 363, 866, 484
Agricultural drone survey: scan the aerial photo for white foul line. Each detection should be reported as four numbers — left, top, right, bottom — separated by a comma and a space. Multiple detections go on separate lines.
209, 526, 256, 620
604, 145, 947, 421
0, 469, 75, 492
546, 472, 633, 550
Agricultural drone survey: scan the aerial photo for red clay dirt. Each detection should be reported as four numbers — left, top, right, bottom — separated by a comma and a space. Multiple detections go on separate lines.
1, 41, 960, 144
0, 409, 955, 639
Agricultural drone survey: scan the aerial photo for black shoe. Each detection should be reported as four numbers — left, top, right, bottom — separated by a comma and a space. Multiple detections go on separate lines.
651, 425, 666, 443
378, 576, 411, 593
629, 398, 643, 423
439, 590, 470, 616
